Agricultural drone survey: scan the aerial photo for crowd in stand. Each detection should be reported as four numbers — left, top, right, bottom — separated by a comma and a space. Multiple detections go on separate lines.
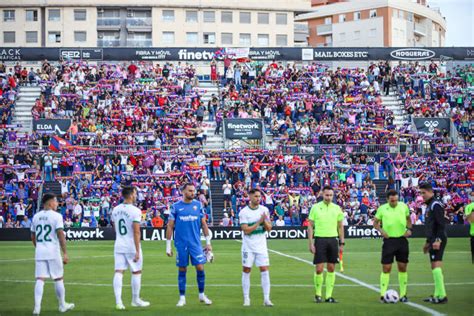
0, 58, 472, 229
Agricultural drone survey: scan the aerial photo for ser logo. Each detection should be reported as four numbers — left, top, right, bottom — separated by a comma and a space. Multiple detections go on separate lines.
61, 50, 81, 59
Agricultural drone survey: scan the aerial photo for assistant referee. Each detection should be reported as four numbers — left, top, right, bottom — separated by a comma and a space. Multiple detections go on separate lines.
464, 192, 474, 263
308, 186, 344, 304
373, 190, 412, 303
420, 183, 448, 304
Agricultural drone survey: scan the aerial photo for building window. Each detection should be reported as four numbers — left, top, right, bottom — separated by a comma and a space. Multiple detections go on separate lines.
3, 10, 15, 22
48, 31, 61, 43
325, 35, 332, 44
203, 11, 215, 23
239, 33, 251, 46
398, 10, 404, 19
276, 34, 287, 46
324, 17, 332, 24
406, 12, 413, 22
203, 32, 216, 44
339, 14, 346, 23
240, 12, 251, 24
354, 12, 361, 21
185, 10, 198, 23
98, 9, 120, 18
162, 10, 174, 22
26, 10, 38, 22
369, 28, 376, 37
258, 12, 269, 24
186, 32, 198, 45
74, 31, 87, 42
392, 9, 398, 18
3, 31, 15, 43
339, 32, 346, 41
221, 32, 233, 45
276, 13, 287, 25
48, 9, 60, 21
257, 34, 269, 46
370, 10, 377, 18
161, 31, 175, 44
26, 31, 38, 43
354, 30, 360, 40
221, 11, 233, 23
74, 9, 87, 21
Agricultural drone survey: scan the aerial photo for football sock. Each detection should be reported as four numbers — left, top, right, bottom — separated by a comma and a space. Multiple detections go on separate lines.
380, 272, 390, 296
54, 280, 66, 307
314, 273, 323, 297
113, 273, 123, 305
178, 270, 187, 296
398, 272, 408, 297
432, 268, 446, 298
131, 273, 141, 302
325, 272, 336, 299
242, 272, 250, 299
34, 279, 44, 310
197, 270, 205, 294
261, 270, 270, 301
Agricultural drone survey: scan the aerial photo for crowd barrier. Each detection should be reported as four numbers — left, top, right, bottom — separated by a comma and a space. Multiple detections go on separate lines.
0, 225, 469, 241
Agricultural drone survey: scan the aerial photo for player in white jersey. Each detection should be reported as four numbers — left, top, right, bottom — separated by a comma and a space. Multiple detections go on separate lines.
111, 186, 150, 310
239, 188, 273, 307
31, 193, 74, 315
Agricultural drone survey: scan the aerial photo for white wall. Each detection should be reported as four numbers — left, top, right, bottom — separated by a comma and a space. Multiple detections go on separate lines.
332, 16, 384, 47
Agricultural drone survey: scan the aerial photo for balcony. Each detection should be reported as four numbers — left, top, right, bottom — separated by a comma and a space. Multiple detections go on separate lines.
126, 39, 152, 47
97, 39, 120, 47
97, 18, 121, 30
317, 23, 332, 35
294, 23, 309, 42
414, 23, 426, 36
126, 17, 152, 31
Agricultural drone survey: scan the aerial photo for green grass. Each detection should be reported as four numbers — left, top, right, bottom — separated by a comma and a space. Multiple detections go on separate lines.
0, 238, 473, 316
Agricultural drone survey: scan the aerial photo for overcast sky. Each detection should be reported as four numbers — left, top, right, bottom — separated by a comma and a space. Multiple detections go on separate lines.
427, 0, 473, 46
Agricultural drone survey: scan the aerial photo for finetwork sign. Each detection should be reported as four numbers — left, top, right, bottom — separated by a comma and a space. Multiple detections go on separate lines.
178, 49, 216, 60
224, 119, 263, 140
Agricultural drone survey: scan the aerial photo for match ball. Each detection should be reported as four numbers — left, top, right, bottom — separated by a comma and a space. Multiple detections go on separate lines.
383, 289, 399, 303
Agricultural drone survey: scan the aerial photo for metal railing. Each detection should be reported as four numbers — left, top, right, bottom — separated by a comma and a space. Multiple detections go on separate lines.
97, 39, 120, 47
97, 18, 121, 27
126, 39, 152, 47
317, 24, 332, 35
278, 143, 436, 155
126, 17, 152, 27
414, 23, 427, 35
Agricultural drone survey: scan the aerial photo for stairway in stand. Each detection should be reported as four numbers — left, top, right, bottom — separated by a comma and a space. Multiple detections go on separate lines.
42, 181, 62, 198
209, 179, 226, 224
373, 179, 388, 205
13, 85, 41, 133
197, 81, 225, 150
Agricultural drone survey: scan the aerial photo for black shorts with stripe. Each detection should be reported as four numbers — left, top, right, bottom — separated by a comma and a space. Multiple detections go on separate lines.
313, 237, 339, 264
381, 237, 409, 264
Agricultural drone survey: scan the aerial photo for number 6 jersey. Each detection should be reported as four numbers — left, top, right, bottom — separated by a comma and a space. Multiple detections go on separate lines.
31, 210, 64, 260
111, 203, 142, 254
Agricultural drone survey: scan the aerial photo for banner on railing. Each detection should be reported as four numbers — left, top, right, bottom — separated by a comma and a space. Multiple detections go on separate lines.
414, 118, 451, 136
1, 47, 473, 61
0, 226, 469, 241
224, 118, 263, 140
33, 119, 72, 136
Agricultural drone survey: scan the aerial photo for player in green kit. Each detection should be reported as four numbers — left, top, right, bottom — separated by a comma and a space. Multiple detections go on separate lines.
373, 190, 412, 303
307, 186, 344, 303
464, 191, 474, 263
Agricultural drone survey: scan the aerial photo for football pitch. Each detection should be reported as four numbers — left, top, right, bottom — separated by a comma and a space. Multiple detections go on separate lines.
0, 238, 472, 316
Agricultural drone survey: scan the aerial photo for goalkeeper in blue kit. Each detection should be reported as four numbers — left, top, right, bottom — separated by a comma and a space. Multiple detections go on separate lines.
166, 183, 213, 307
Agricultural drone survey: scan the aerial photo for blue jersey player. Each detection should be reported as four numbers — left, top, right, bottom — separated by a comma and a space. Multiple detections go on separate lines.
166, 183, 213, 307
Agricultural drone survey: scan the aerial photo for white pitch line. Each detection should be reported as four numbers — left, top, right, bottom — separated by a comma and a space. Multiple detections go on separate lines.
0, 279, 472, 288
267, 248, 446, 316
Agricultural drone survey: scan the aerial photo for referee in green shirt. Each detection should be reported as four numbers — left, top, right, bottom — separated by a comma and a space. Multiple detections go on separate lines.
308, 186, 344, 303
464, 192, 474, 263
374, 190, 412, 303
